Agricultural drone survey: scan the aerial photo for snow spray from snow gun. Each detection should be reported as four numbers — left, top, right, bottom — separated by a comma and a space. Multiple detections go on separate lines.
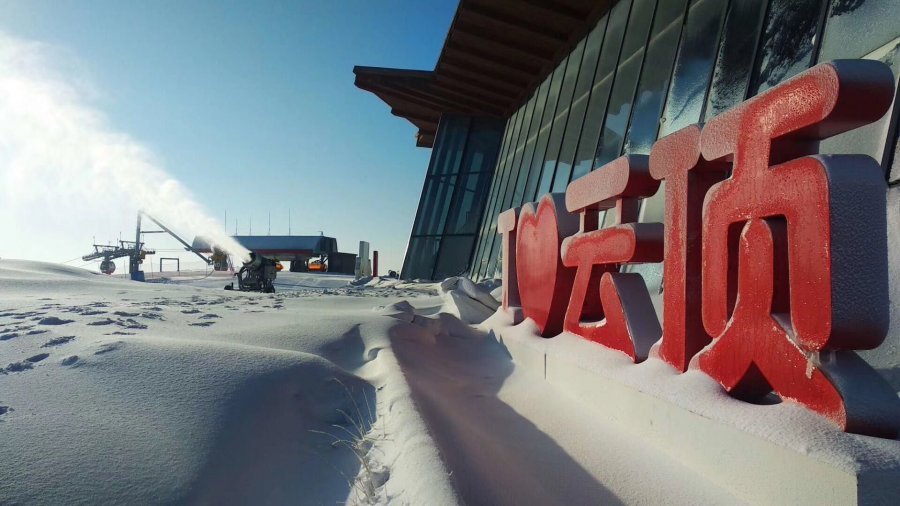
0, 32, 250, 264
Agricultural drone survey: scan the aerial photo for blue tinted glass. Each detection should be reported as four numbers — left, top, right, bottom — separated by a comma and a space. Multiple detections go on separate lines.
531, 58, 569, 198
623, 0, 688, 155
537, 58, 571, 198
819, 0, 899, 60
548, 39, 588, 192
594, 0, 657, 168
749, 0, 829, 95
522, 79, 556, 202
513, 82, 551, 206
659, 0, 728, 138
704, 0, 768, 120
572, 0, 632, 180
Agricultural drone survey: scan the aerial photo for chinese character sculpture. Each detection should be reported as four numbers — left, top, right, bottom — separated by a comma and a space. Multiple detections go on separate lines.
694, 60, 899, 436
562, 155, 662, 361
497, 60, 900, 437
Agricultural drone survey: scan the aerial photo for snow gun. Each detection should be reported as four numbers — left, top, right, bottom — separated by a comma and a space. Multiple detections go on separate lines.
225, 251, 281, 293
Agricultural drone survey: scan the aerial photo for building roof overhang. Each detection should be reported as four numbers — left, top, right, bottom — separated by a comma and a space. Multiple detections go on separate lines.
353, 0, 613, 148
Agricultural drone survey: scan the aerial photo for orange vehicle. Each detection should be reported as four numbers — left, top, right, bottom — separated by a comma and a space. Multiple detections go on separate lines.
307, 258, 327, 272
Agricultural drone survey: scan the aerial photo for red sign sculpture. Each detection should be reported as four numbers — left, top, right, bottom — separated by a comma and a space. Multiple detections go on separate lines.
496, 60, 900, 437
695, 60, 898, 436
649, 126, 728, 372
561, 155, 662, 361
514, 194, 578, 336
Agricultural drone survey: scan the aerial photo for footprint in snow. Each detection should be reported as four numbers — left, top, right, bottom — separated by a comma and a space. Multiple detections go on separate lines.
0, 405, 10, 416
38, 317, 74, 326
199, 313, 220, 319
181, 308, 201, 314
27, 329, 48, 336
106, 331, 135, 336
87, 318, 116, 326
117, 319, 147, 330
189, 321, 215, 327
94, 342, 122, 355
60, 355, 79, 366
26, 353, 49, 363
113, 311, 140, 317
0, 332, 19, 341
3, 361, 33, 373
42, 336, 75, 347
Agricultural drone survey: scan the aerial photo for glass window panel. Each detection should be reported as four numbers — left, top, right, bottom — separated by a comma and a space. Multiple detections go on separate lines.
522, 79, 556, 202
572, 0, 632, 180
433, 235, 477, 279
475, 109, 526, 280
555, 26, 606, 190
412, 177, 439, 236
445, 171, 493, 235
704, 0, 768, 120
623, 0, 688, 155
749, 0, 829, 96
470, 113, 518, 278
513, 81, 553, 207
434, 116, 470, 175
426, 174, 458, 236
548, 40, 588, 192
532, 58, 570, 198
594, 0, 657, 168
818, 0, 898, 61
483, 234, 503, 280
505, 94, 538, 206
402, 237, 441, 280
658, 0, 728, 138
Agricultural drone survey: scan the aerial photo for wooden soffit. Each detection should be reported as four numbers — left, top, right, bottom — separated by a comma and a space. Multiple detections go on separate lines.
354, 0, 613, 147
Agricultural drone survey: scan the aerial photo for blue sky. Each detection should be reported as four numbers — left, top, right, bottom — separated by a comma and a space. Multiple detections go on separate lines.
0, 0, 458, 272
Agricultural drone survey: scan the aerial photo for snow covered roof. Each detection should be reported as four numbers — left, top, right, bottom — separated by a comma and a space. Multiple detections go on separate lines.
191, 235, 337, 256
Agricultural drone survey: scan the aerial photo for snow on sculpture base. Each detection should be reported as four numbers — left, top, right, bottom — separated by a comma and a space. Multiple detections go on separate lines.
481, 309, 900, 506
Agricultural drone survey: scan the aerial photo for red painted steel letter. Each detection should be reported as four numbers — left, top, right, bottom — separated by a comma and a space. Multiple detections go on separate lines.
561, 155, 663, 361
515, 194, 578, 337
649, 125, 728, 371
696, 60, 900, 436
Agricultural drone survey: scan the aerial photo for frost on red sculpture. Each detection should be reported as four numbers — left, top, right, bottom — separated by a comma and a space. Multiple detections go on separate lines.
695, 60, 900, 436
561, 155, 663, 361
649, 125, 728, 372
515, 194, 579, 337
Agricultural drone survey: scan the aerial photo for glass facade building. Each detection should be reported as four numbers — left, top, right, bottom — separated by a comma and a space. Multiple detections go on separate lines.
468, 0, 900, 282
401, 116, 505, 280
357, 0, 899, 282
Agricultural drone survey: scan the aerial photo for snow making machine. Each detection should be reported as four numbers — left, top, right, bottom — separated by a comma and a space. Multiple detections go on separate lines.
224, 252, 282, 293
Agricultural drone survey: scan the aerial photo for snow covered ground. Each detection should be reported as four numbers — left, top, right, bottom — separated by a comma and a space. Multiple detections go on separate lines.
5, 259, 883, 505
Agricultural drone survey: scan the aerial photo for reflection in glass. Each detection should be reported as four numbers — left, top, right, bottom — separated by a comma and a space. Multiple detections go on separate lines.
512, 80, 551, 206
623, 0, 688, 155
819, 0, 897, 60
522, 79, 556, 203
401, 116, 504, 280
532, 58, 569, 198
704, 0, 767, 120
749, 0, 829, 95
553, 38, 598, 192
572, 0, 631, 180
538, 48, 583, 197
594, 0, 657, 168
658, 0, 728, 138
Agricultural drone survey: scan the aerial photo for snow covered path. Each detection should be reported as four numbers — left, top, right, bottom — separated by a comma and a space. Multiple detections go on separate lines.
1, 260, 742, 504
385, 307, 741, 505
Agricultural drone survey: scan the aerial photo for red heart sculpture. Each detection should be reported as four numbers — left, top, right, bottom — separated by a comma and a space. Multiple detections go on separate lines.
516, 195, 576, 337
